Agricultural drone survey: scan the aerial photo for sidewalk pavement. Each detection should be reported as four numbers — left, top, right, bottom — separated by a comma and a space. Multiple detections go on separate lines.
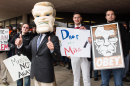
0, 64, 130, 86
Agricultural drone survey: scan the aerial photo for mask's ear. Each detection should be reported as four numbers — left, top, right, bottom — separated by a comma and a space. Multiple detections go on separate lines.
53, 18, 55, 26
36, 26, 40, 33
50, 18, 55, 32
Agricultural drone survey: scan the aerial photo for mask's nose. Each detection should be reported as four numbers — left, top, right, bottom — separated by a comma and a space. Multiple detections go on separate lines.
41, 13, 46, 20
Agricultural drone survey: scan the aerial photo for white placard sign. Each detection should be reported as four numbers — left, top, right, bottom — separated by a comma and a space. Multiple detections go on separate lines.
3, 55, 31, 81
0, 29, 9, 51
56, 27, 91, 57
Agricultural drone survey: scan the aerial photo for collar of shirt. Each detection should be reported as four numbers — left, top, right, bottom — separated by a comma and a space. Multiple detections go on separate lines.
37, 33, 47, 44
75, 24, 81, 28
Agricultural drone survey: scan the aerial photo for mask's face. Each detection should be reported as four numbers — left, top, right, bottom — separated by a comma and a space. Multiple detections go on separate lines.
94, 27, 118, 56
32, 6, 55, 33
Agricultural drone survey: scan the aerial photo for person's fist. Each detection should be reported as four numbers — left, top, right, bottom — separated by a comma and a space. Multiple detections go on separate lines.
67, 56, 71, 59
15, 34, 23, 47
79, 26, 87, 30
46, 36, 54, 50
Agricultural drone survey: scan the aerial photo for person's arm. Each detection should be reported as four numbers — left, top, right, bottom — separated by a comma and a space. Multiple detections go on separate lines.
66, 56, 71, 59
88, 37, 92, 44
50, 36, 61, 61
79, 26, 87, 30
79, 25, 90, 30
119, 23, 130, 57
20, 42, 32, 55
8, 33, 19, 50
15, 34, 32, 55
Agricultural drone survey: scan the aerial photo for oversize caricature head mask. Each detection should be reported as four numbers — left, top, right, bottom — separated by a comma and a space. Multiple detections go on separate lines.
32, 2, 56, 33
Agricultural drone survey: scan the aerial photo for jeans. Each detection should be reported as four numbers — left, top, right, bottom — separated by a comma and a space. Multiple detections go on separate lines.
7, 50, 12, 58
101, 68, 123, 86
90, 61, 93, 77
61, 56, 68, 64
94, 70, 98, 78
17, 76, 30, 86
122, 54, 129, 78
90, 61, 98, 78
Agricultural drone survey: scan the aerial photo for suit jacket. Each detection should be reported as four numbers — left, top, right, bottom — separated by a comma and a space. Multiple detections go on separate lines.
70, 24, 92, 61
71, 24, 90, 30
19, 32, 61, 83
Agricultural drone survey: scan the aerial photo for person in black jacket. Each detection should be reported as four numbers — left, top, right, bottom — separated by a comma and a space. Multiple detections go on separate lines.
9, 23, 33, 86
10, 27, 17, 40
100, 10, 130, 86
32, 26, 38, 37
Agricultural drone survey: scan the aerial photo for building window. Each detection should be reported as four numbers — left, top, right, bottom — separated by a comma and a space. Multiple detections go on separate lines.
17, 16, 22, 28
68, 12, 74, 27
90, 14, 106, 25
0, 21, 4, 28
5, 20, 9, 27
29, 14, 35, 29
10, 18, 16, 27
82, 14, 90, 26
55, 12, 67, 27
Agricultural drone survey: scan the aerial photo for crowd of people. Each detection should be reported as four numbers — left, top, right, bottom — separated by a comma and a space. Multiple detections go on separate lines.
52, 10, 130, 86
0, 25, 38, 86
0, 4, 130, 86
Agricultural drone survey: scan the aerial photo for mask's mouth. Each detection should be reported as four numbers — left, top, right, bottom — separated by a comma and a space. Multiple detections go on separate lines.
39, 21, 48, 25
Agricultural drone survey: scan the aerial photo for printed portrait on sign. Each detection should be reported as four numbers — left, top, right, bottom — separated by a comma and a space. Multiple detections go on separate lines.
91, 23, 124, 70
92, 24, 120, 57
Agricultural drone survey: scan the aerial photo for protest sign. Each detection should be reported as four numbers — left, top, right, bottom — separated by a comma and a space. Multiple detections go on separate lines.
56, 27, 91, 57
90, 23, 125, 70
3, 54, 31, 81
0, 29, 9, 51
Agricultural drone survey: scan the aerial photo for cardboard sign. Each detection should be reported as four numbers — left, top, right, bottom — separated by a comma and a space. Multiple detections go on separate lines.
56, 27, 91, 57
90, 23, 125, 70
3, 54, 31, 81
0, 29, 9, 51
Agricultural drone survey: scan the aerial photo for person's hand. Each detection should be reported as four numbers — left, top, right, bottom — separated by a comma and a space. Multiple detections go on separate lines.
88, 37, 92, 44
79, 26, 87, 30
15, 34, 23, 47
67, 56, 71, 59
47, 36, 54, 50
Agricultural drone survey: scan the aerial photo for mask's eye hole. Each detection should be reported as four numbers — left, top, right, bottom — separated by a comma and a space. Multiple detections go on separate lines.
36, 15, 40, 17
46, 14, 50, 16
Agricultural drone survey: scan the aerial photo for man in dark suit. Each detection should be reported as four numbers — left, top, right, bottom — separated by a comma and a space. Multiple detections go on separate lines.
15, 2, 61, 86
68, 12, 91, 86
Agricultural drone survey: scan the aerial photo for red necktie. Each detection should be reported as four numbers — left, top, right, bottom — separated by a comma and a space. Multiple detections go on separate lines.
75, 27, 80, 29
